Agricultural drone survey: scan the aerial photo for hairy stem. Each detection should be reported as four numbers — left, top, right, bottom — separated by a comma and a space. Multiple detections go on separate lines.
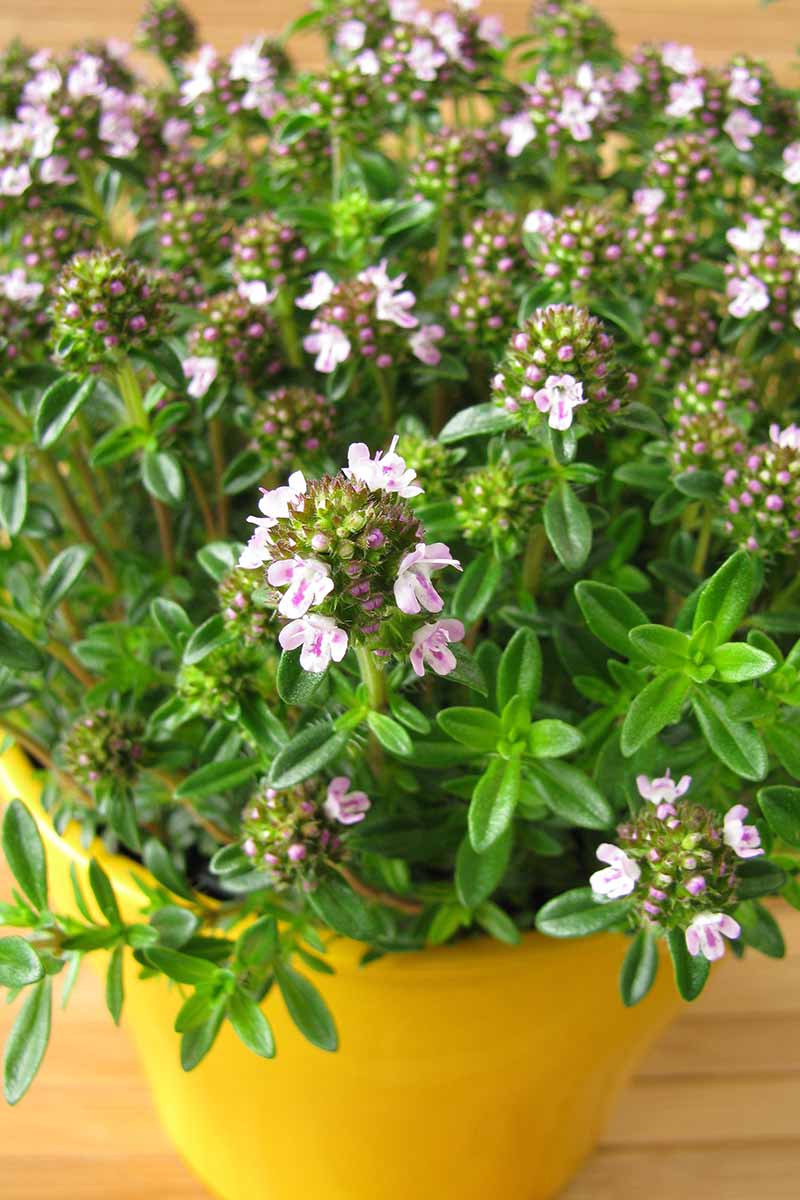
209, 417, 229, 535
335, 864, 423, 916
522, 524, 548, 598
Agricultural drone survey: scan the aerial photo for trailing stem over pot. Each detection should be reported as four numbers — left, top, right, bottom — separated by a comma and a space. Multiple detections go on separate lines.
1, 0, 800, 1106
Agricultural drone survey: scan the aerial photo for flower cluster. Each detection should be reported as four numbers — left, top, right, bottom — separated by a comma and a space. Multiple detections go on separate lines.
500, 63, 618, 161
187, 289, 282, 387
218, 567, 276, 644
525, 201, 624, 290
722, 424, 800, 557
249, 385, 335, 474
407, 127, 500, 215
137, 0, 198, 59
232, 213, 310, 297
643, 290, 718, 383
61, 710, 145, 790
667, 353, 755, 475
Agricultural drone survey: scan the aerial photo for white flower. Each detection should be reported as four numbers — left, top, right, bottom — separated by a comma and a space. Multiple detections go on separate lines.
685, 913, 741, 962
238, 523, 273, 570
727, 274, 769, 318
726, 216, 766, 253
99, 92, 138, 158
770, 423, 800, 450
335, 20, 366, 52
615, 64, 641, 94
665, 76, 705, 118
324, 777, 371, 825
779, 228, 800, 255
296, 271, 336, 310
409, 618, 465, 678
557, 87, 598, 141
390, 0, 420, 20
533, 373, 587, 431
257, 471, 307, 520
17, 104, 58, 159
728, 66, 760, 107
661, 43, 699, 76
375, 285, 418, 329
393, 542, 461, 615
237, 279, 277, 306
229, 38, 270, 83
22, 66, 61, 104
523, 208, 556, 237
304, 323, 351, 374
477, 15, 504, 48
782, 142, 800, 185
39, 155, 75, 185
723, 804, 763, 859
431, 12, 466, 64
407, 37, 447, 82
500, 112, 536, 158
724, 108, 761, 153
0, 164, 32, 196
409, 322, 445, 366
66, 54, 106, 100
354, 49, 380, 76
0, 268, 44, 306
636, 771, 692, 806
633, 187, 665, 216
180, 46, 218, 105
590, 844, 641, 899
162, 117, 191, 147
267, 557, 333, 618
279, 614, 349, 673
182, 356, 218, 399
344, 435, 423, 498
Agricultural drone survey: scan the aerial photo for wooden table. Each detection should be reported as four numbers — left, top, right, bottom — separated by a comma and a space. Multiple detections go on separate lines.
2, 853, 799, 1198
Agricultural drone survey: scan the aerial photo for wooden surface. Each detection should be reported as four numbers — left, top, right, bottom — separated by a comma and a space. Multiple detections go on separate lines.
2, 852, 799, 1198
0, 1, 799, 81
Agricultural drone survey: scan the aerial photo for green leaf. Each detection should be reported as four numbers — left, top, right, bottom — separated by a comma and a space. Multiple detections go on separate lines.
267, 725, 348, 789
628, 625, 690, 668
150, 597, 193, 652
41, 545, 93, 614
439, 403, 516, 443
737, 859, 786, 899
673, 470, 721, 500
535, 888, 632, 937
496, 628, 542, 711
455, 827, 512, 910
2, 800, 48, 911
145, 947, 221, 985
769, 725, 800, 781
0, 621, 45, 672
692, 551, 755, 643
141, 450, 185, 507
238, 695, 289, 753
619, 930, 659, 1007
90, 424, 147, 468
34, 375, 94, 448
236, 916, 279, 966
307, 877, 386, 941
227, 989, 275, 1058
175, 758, 261, 799
758, 786, 800, 848
621, 672, 691, 756
474, 901, 521, 944
736, 900, 785, 959
221, 449, 266, 495
667, 929, 710, 1001
452, 553, 503, 624
527, 719, 582, 759
366, 711, 414, 757
0, 937, 43, 989
136, 341, 185, 390
150, 906, 200, 949
88, 859, 121, 926
468, 757, 521, 852
196, 541, 241, 581
3, 977, 51, 1104
691, 689, 768, 781
388, 694, 431, 734
180, 1005, 225, 1071
590, 294, 643, 343
543, 481, 592, 573
0, 454, 27, 537
182, 614, 233, 665
437, 707, 501, 752
105, 946, 124, 1025
276, 649, 327, 705
529, 760, 614, 829
710, 642, 775, 682
446, 645, 488, 695
574, 582, 648, 658
274, 962, 338, 1052
142, 840, 195, 902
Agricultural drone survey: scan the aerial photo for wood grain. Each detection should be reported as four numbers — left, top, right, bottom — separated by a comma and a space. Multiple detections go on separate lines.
2, 857, 800, 1198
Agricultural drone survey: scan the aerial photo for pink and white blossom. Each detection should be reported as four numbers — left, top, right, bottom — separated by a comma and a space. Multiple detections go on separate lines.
344, 435, 423, 498
500, 112, 536, 158
162, 117, 191, 147
375, 284, 418, 329
257, 471, 307, 520
637, 770, 691, 819
779, 228, 800, 255
557, 88, 598, 141
407, 37, 447, 81
728, 66, 760, 106
770, 423, 800, 450
665, 76, 704, 119
304, 323, 351, 373
523, 209, 556, 237
324, 777, 371, 825
66, 54, 106, 100
724, 108, 761, 153
279, 613, 349, 672
180, 46, 218, 105
238, 524, 273, 570
590, 843, 641, 899
335, 19, 366, 51
237, 279, 277, 306
409, 618, 465, 678
477, 15, 504, 48
723, 804, 763, 859
782, 142, 800, 185
0, 269, 44, 305
661, 43, 699, 76
355, 49, 380, 76
533, 373, 587, 430
409, 322, 445, 365
633, 187, 665, 216
267, 556, 333, 618
39, 155, 75, 185
0, 164, 32, 196
296, 271, 336, 310
726, 216, 766, 253
727, 274, 769, 318
182, 355, 219, 399
394, 542, 461, 615
685, 912, 741, 961
17, 104, 58, 158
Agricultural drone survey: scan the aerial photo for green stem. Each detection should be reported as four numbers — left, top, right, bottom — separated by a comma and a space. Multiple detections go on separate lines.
331, 134, 344, 201
209, 417, 229, 536
433, 214, 452, 279
354, 644, 387, 711
373, 367, 395, 434
275, 287, 303, 368
523, 524, 548, 598
76, 162, 112, 243
692, 506, 713, 578
116, 360, 148, 429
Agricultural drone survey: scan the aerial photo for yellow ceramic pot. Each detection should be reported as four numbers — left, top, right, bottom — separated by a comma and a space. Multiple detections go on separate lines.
0, 746, 679, 1200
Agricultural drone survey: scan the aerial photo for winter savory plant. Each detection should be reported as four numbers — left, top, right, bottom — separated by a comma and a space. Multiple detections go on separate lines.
0, 0, 799, 1104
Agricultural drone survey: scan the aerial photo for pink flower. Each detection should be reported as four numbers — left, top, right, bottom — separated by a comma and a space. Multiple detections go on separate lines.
770, 423, 800, 450
304, 323, 351, 373
779, 228, 800, 255
409, 322, 445, 366
180, 46, 218, 105
237, 279, 276, 306
182, 355, 218, 399
257, 471, 307, 520
500, 112, 536, 158
726, 216, 766, 253
238, 524, 273, 570
296, 271, 336, 310
344, 435, 423, 498
637, 770, 691, 819
633, 187, 665, 216
99, 93, 138, 158
355, 49, 380, 76
557, 88, 598, 141
0, 164, 32, 196
661, 43, 699, 76
39, 155, 75, 185
523, 208, 556, 237
0, 269, 43, 306
533, 373, 587, 430
375, 285, 418, 329
615, 64, 641, 94
589, 844, 641, 899
324, 776, 371, 825
267, 556, 333, 618
728, 66, 760, 106
782, 142, 800, 185
162, 117, 191, 147
477, 15, 504, 48
407, 37, 446, 81
685, 912, 741, 962
394, 542, 461, 615
409, 618, 465, 677
335, 19, 366, 51
279, 614, 349, 673
666, 76, 704, 118
727, 274, 769, 318
67, 54, 106, 100
724, 108, 761, 153
723, 804, 763, 859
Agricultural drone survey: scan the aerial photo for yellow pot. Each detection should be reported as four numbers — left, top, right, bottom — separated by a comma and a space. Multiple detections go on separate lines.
0, 746, 679, 1200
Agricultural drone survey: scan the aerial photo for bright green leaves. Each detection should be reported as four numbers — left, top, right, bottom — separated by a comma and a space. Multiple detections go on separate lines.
267, 724, 349, 789
619, 930, 659, 1007
3, 977, 52, 1105
757, 786, 800, 847
691, 689, 768, 781
496, 629, 542, 711
0, 938, 43, 990
666, 929, 709, 1002
543, 480, 592, 573
2, 801, 48, 913
227, 989, 276, 1059
273, 963, 338, 1053
575, 582, 648, 658
709, 642, 776, 683
535, 888, 632, 937
455, 827, 512, 910
527, 719, 583, 758
692, 550, 756, 644
437, 707, 502, 752
468, 757, 521, 852
621, 672, 691, 756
